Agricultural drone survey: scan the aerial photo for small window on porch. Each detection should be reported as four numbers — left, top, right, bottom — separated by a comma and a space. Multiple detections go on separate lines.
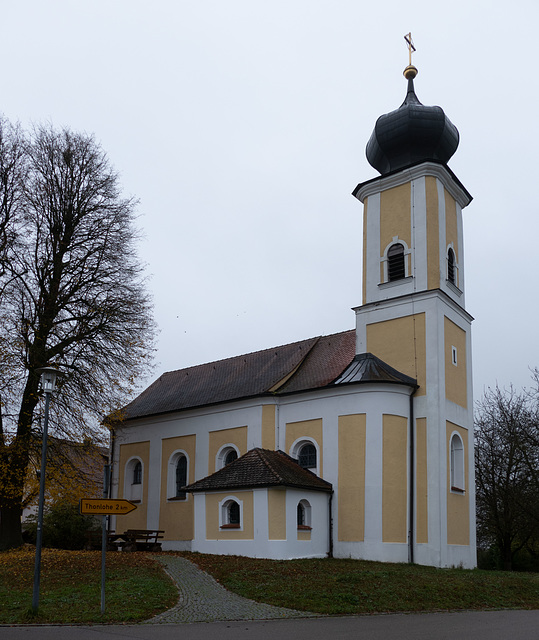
220, 498, 241, 529
297, 499, 312, 530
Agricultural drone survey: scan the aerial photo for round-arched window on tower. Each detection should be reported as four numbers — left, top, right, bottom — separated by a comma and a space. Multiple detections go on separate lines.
447, 248, 456, 285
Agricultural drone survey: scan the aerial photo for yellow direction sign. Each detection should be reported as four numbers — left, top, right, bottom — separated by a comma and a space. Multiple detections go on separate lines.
80, 498, 137, 515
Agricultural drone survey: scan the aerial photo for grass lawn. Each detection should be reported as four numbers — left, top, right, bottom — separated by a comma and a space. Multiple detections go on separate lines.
183, 553, 539, 615
0, 548, 177, 624
2, 549, 539, 624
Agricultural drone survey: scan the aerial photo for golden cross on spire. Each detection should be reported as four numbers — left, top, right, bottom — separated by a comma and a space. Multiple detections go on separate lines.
404, 32, 416, 66
403, 32, 418, 80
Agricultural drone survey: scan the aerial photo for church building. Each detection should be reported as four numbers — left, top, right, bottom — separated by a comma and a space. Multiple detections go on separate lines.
110, 58, 476, 569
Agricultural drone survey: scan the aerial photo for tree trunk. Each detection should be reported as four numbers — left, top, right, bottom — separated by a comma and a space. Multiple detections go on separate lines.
0, 376, 40, 549
0, 504, 24, 550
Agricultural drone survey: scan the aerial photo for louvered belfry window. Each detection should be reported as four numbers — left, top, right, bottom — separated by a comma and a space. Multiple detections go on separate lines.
387, 243, 405, 281
447, 248, 456, 285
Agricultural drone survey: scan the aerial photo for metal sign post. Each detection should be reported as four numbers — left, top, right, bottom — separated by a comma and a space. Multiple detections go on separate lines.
79, 486, 136, 615
101, 465, 110, 614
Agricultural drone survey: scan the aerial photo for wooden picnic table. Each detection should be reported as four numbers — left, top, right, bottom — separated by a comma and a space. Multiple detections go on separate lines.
86, 529, 164, 551
109, 529, 164, 552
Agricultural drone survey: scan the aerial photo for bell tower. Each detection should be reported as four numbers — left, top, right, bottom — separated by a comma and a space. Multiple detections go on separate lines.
352, 39, 476, 567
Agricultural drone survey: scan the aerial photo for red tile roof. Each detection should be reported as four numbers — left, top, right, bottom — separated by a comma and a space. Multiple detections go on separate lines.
121, 329, 417, 422
186, 448, 332, 493
122, 330, 356, 420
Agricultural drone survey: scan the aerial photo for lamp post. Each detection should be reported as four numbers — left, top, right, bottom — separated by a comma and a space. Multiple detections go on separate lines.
32, 366, 64, 614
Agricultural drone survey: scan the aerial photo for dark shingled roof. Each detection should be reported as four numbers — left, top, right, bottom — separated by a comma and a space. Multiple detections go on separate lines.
332, 353, 418, 388
185, 448, 333, 493
365, 75, 459, 176
122, 330, 356, 420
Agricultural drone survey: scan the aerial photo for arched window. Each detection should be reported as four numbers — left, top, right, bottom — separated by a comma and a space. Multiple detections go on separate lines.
133, 461, 142, 485
216, 444, 240, 470
447, 248, 456, 285
387, 243, 405, 281
297, 502, 305, 526
175, 455, 187, 498
224, 449, 238, 466
125, 457, 143, 503
297, 499, 312, 529
220, 498, 242, 528
167, 450, 190, 500
450, 433, 465, 492
298, 443, 317, 470
228, 501, 240, 525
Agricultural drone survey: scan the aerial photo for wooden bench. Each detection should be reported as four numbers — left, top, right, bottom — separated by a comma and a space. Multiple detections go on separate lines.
120, 529, 164, 552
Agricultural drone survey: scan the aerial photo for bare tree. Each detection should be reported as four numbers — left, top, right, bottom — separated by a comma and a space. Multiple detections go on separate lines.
0, 123, 155, 549
0, 116, 25, 278
475, 385, 539, 570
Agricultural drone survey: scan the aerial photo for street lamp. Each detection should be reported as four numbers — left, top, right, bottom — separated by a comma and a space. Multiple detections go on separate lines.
32, 366, 64, 614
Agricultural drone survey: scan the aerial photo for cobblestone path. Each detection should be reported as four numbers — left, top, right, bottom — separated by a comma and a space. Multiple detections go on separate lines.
144, 555, 317, 624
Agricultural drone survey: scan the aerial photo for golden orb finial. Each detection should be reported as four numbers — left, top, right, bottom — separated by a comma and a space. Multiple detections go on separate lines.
403, 65, 418, 80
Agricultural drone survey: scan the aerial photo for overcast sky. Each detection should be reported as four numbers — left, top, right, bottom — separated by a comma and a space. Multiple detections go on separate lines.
2, 1, 538, 401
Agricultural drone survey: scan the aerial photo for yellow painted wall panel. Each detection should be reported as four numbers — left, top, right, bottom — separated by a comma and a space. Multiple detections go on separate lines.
415, 418, 428, 544
297, 529, 311, 541
208, 426, 248, 474
337, 414, 366, 541
444, 189, 459, 264
380, 183, 411, 257
159, 434, 196, 541
366, 314, 426, 395
118, 441, 150, 530
205, 491, 254, 540
444, 317, 467, 409
261, 405, 276, 450
446, 423, 470, 545
382, 415, 408, 543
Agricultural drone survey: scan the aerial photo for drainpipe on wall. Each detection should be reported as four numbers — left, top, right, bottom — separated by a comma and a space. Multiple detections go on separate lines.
408, 388, 417, 564
328, 490, 334, 558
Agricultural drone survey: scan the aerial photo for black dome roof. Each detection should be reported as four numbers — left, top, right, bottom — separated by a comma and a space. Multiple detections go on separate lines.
366, 70, 459, 176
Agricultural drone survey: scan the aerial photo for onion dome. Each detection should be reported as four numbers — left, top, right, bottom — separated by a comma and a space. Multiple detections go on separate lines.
366, 65, 459, 175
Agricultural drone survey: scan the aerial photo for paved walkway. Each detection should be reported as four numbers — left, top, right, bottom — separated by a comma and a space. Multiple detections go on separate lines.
144, 555, 317, 624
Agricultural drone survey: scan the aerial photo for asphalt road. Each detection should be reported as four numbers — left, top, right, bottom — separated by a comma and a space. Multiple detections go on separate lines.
2, 611, 539, 640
